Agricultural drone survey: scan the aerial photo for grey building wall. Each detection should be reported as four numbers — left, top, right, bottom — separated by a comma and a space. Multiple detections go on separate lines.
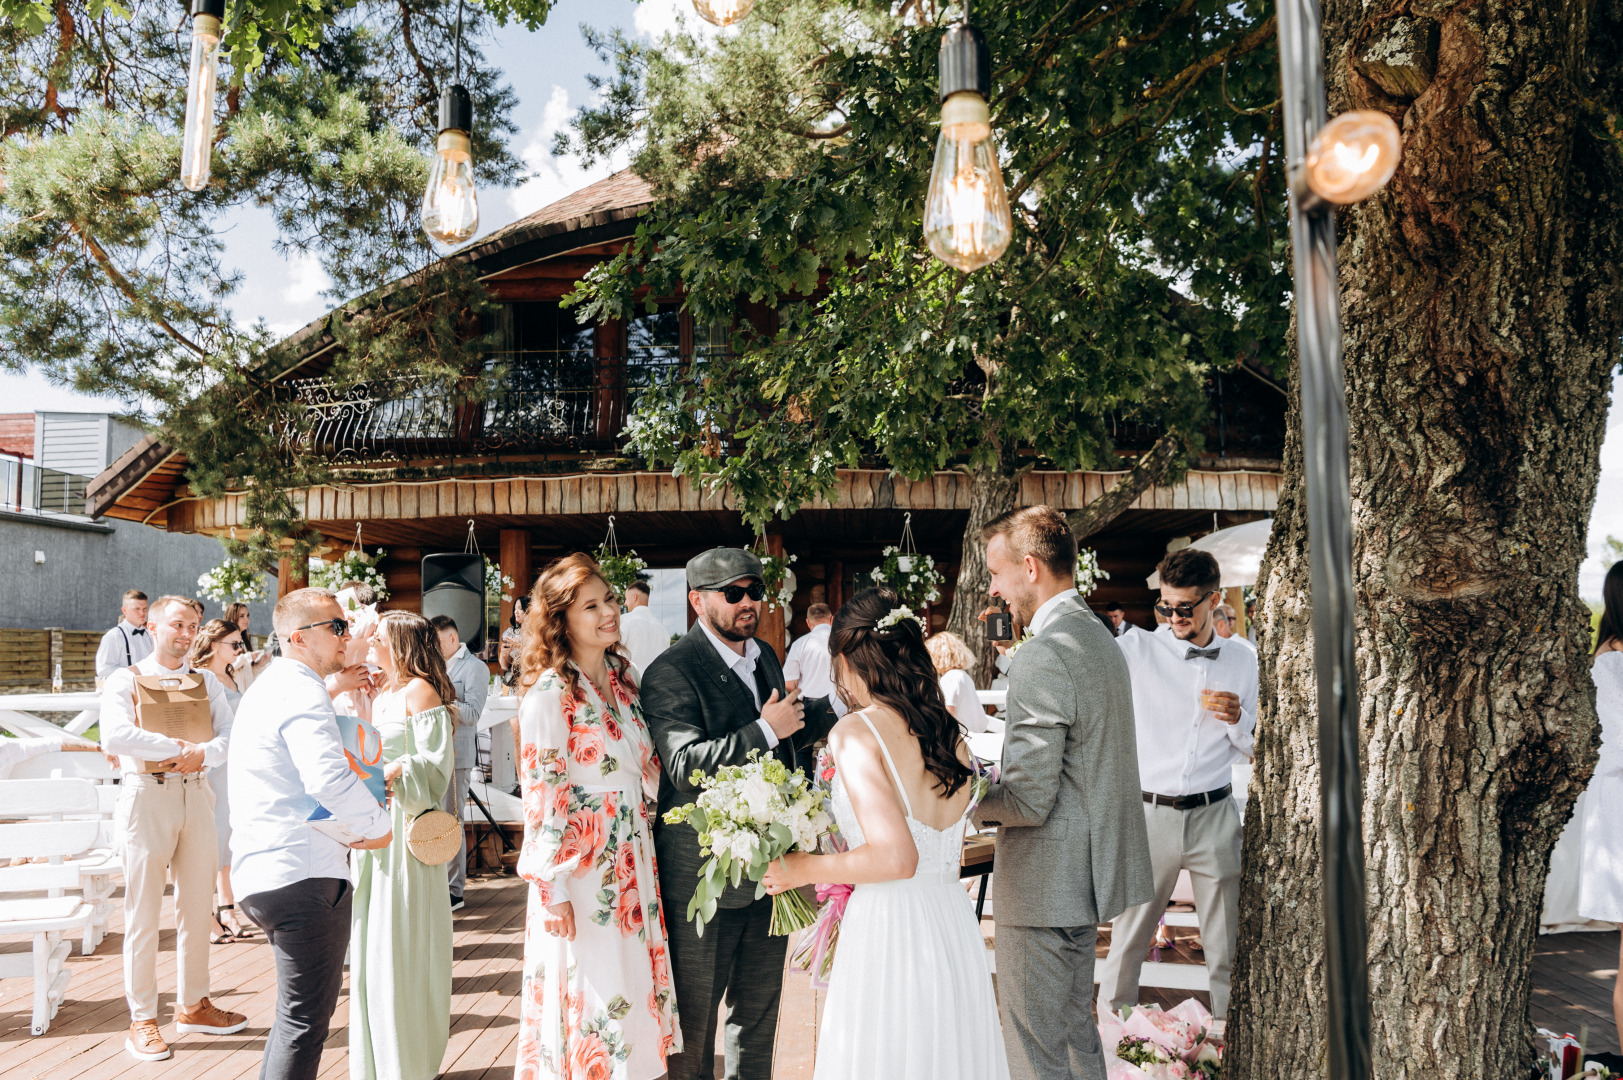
0, 512, 277, 635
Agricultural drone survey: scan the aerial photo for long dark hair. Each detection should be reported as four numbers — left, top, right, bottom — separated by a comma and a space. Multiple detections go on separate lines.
376, 611, 458, 708
1598, 560, 1623, 653
830, 588, 972, 798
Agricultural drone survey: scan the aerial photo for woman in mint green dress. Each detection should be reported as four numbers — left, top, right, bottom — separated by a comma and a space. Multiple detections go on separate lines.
353, 611, 457, 1080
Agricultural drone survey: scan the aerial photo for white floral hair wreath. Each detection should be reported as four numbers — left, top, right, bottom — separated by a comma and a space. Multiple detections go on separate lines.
874, 607, 924, 633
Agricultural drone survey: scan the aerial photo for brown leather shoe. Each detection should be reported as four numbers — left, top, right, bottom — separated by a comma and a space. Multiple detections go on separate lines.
175, 997, 248, 1035
126, 1019, 172, 1061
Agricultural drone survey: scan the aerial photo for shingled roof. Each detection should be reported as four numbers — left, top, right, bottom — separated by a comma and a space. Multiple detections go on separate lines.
85, 169, 658, 521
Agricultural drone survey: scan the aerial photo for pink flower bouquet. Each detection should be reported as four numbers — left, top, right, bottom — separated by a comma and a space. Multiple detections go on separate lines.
1102, 1000, 1223, 1079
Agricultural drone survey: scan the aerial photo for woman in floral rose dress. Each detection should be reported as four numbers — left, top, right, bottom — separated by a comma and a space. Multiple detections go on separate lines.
514, 552, 681, 1080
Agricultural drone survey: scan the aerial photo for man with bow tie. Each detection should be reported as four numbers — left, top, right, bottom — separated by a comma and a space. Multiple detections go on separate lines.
1097, 546, 1258, 1024
96, 589, 153, 680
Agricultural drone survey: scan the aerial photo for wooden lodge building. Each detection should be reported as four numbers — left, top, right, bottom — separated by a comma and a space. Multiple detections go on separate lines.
84, 170, 1286, 656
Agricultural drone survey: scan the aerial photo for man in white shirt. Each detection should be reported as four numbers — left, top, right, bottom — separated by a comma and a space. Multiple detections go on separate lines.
95, 589, 153, 679
100, 595, 243, 1060
619, 579, 671, 673
1097, 548, 1258, 1022
1213, 602, 1257, 657
783, 603, 834, 698
431, 614, 490, 911
231, 588, 393, 1080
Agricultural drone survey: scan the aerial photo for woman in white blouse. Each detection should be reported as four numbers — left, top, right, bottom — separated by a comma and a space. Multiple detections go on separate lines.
925, 632, 987, 734
1581, 560, 1623, 1053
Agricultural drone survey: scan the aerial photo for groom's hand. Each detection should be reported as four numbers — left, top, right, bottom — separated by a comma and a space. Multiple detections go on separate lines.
761, 688, 806, 741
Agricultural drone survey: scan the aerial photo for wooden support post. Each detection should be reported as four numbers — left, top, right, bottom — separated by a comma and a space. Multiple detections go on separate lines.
758, 534, 788, 662
500, 530, 533, 635
277, 555, 308, 597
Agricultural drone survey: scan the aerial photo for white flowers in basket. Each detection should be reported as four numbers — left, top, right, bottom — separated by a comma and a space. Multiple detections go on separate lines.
310, 548, 391, 600
662, 751, 832, 936
197, 559, 269, 603
868, 545, 943, 610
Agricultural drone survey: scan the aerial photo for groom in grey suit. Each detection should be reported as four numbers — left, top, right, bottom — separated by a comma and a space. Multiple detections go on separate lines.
973, 505, 1154, 1080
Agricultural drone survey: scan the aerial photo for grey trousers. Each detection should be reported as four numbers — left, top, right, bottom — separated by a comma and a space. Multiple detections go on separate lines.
1096, 796, 1242, 1018
664, 898, 785, 1080
996, 924, 1106, 1080
239, 877, 352, 1080
443, 765, 472, 895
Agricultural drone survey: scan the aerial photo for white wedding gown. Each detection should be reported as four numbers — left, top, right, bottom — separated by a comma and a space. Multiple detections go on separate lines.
813, 715, 1009, 1080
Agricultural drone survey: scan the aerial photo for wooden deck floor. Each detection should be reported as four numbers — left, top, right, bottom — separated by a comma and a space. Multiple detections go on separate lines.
3, 874, 1617, 1077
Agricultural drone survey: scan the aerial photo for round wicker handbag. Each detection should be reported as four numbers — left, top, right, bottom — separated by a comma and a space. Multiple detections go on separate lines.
406, 808, 462, 866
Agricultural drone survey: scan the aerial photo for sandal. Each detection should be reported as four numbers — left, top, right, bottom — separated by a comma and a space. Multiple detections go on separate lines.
210, 910, 234, 945
218, 903, 256, 940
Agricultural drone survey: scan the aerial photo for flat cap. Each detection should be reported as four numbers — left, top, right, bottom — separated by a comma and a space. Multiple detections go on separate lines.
687, 548, 764, 591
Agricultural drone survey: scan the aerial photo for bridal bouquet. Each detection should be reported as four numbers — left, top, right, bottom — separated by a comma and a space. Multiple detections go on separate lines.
1100, 1000, 1223, 1079
662, 751, 832, 936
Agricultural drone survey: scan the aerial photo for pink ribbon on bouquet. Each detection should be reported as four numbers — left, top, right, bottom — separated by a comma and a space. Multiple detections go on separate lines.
800, 882, 853, 991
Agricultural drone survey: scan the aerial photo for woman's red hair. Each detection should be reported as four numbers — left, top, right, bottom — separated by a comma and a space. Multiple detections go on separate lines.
517, 552, 636, 702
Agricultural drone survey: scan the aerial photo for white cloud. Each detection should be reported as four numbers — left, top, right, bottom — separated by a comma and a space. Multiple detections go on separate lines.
508, 85, 631, 220
634, 0, 722, 41
282, 251, 333, 308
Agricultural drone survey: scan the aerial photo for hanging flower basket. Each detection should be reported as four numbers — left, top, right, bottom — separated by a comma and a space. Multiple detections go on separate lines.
595, 548, 648, 601
1076, 548, 1110, 595
310, 547, 391, 600
197, 559, 269, 603
758, 551, 797, 611
868, 546, 943, 611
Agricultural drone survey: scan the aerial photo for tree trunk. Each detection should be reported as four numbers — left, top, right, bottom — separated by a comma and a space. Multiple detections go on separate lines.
946, 462, 1024, 687
1229, 4, 1623, 1078
1066, 431, 1183, 542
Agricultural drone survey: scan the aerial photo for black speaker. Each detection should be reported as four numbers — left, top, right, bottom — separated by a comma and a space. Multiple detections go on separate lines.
421, 553, 486, 654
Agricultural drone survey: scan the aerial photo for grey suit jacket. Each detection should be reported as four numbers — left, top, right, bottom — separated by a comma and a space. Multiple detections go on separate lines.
445, 646, 489, 763
642, 626, 839, 910
973, 596, 1154, 927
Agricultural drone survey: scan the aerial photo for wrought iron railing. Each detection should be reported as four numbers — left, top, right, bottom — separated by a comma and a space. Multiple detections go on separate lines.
282, 353, 1285, 466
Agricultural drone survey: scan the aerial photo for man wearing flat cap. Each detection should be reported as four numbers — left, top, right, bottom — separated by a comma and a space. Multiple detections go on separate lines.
642, 547, 840, 1080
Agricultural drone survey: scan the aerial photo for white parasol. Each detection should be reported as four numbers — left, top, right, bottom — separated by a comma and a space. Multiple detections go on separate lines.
1146, 517, 1273, 589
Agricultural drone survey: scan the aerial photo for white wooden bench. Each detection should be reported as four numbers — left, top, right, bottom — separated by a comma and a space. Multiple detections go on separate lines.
0, 813, 99, 1034
0, 776, 122, 955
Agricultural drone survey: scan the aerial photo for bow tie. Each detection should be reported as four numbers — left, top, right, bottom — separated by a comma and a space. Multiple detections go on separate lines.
131, 628, 146, 636
1185, 646, 1220, 660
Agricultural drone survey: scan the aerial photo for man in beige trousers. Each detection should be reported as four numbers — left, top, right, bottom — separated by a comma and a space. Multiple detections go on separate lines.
101, 594, 246, 1061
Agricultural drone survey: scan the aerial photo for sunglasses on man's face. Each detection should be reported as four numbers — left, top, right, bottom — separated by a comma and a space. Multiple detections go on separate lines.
708, 582, 766, 604
292, 618, 350, 638
1154, 591, 1218, 620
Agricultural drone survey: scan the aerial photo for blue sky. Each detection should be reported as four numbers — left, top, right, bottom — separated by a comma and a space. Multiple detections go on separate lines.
4, 0, 1619, 597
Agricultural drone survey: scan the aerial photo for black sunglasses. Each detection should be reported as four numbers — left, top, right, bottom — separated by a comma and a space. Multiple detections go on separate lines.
221, 640, 247, 652
292, 618, 350, 638
707, 582, 766, 604
1154, 591, 1218, 620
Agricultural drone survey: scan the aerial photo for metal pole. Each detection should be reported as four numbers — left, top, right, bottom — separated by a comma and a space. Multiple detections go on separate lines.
1275, 2, 1371, 1078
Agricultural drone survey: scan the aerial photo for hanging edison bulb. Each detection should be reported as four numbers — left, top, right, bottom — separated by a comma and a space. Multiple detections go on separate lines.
1304, 110, 1401, 204
422, 84, 480, 248
179, 0, 225, 192
692, 0, 754, 26
923, 25, 1011, 273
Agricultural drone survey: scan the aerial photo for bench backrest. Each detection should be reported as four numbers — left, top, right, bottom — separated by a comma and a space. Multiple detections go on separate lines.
0, 818, 101, 863
8, 752, 118, 783
0, 778, 101, 819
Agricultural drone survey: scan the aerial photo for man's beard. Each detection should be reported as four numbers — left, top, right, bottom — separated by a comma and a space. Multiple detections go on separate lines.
707, 606, 759, 642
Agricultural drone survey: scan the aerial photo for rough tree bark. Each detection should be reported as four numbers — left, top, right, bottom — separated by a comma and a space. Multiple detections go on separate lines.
1229, 3, 1623, 1078
946, 461, 1024, 687
1066, 432, 1183, 542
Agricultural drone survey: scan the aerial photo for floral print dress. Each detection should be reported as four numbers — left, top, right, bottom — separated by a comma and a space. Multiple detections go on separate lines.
515, 664, 681, 1080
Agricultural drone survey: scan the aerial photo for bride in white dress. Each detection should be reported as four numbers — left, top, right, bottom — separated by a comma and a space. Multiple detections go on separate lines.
763, 588, 1008, 1080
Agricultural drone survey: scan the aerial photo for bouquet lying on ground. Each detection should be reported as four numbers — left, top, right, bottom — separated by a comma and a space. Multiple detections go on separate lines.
1100, 1000, 1224, 1079
662, 751, 833, 936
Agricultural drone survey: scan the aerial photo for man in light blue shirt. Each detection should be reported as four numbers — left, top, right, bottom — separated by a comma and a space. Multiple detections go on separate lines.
431, 613, 490, 910
230, 588, 392, 1080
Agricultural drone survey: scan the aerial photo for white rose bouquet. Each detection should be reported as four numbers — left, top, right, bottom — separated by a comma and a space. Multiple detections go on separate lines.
663, 751, 832, 936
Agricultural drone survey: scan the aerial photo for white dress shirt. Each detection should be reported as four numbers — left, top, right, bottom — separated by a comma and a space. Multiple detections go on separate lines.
783, 622, 835, 699
939, 668, 986, 733
698, 620, 785, 749
1116, 626, 1258, 796
228, 657, 392, 900
0, 735, 65, 781
1028, 588, 1082, 638
620, 606, 672, 675
100, 654, 234, 776
1219, 632, 1257, 657
95, 618, 154, 679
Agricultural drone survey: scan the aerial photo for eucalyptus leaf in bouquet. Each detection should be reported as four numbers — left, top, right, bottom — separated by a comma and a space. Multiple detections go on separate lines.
662, 750, 832, 936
